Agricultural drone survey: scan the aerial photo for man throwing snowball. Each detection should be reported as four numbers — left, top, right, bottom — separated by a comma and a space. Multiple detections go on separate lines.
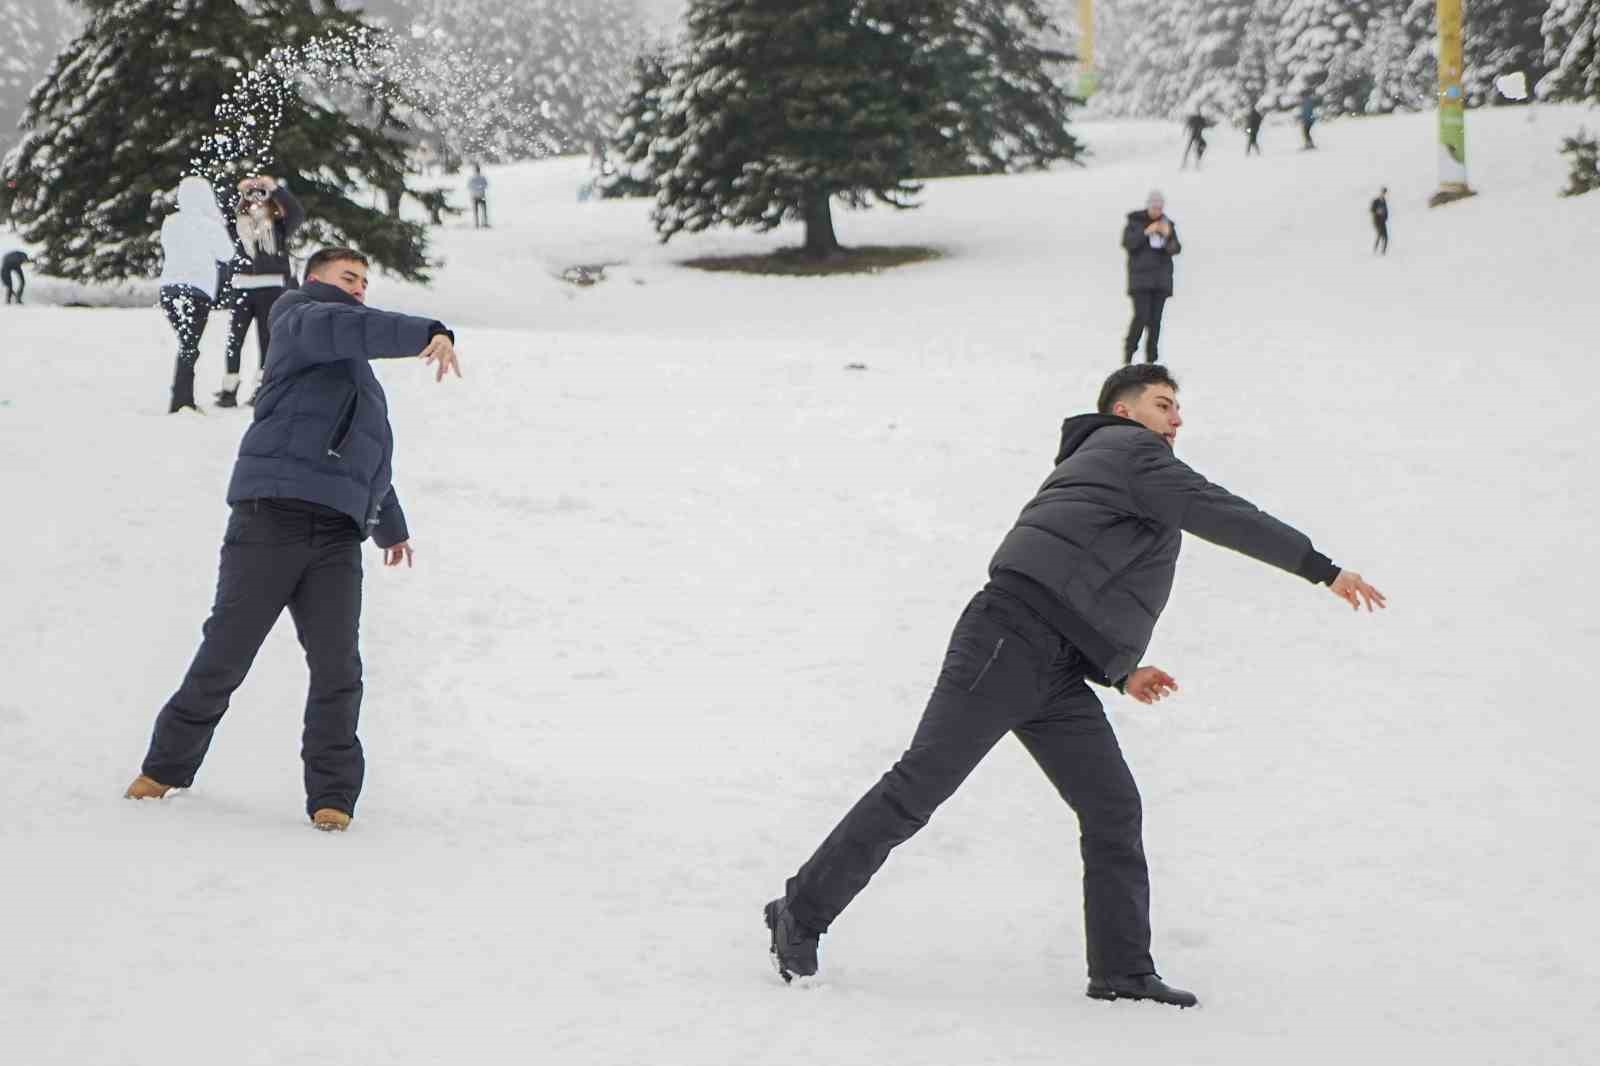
766, 363, 1386, 1006
126, 247, 463, 831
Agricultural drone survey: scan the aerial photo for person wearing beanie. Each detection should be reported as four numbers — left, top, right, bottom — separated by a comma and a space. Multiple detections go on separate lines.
764, 363, 1387, 1006
157, 177, 237, 413
1121, 190, 1181, 365
125, 247, 464, 831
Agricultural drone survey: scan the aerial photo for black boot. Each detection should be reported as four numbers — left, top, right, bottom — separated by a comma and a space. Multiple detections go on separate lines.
1087, 972, 1199, 1008
213, 388, 238, 408
764, 899, 820, 983
170, 362, 199, 414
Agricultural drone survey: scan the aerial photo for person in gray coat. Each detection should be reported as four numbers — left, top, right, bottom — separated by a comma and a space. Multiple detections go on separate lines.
766, 363, 1386, 1006
124, 247, 463, 831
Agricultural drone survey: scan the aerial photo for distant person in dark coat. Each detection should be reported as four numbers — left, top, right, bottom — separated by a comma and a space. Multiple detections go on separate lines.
2, 249, 29, 304
221, 174, 305, 408
763, 362, 1387, 1006
468, 163, 490, 229
1181, 112, 1211, 169
1121, 190, 1181, 365
1299, 94, 1318, 150
1370, 186, 1390, 254
124, 247, 464, 831
1244, 105, 1263, 156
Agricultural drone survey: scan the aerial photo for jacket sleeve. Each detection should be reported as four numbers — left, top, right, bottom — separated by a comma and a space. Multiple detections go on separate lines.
371, 485, 409, 548
272, 186, 305, 239
275, 300, 449, 370
1121, 218, 1147, 253
211, 217, 238, 265
1124, 433, 1338, 584
1165, 222, 1181, 257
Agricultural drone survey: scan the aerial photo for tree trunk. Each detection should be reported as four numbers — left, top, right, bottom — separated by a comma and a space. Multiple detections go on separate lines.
802, 191, 840, 258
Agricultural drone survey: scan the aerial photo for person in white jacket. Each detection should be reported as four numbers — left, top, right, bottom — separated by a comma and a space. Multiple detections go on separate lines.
160, 177, 237, 413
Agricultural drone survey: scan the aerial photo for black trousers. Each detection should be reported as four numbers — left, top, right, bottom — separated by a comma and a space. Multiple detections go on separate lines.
1181, 136, 1206, 168
161, 285, 213, 407
473, 197, 489, 228
2, 264, 23, 303
142, 499, 367, 816
785, 588, 1155, 979
225, 286, 286, 376
1373, 222, 1389, 254
1245, 130, 1261, 156
1124, 291, 1168, 363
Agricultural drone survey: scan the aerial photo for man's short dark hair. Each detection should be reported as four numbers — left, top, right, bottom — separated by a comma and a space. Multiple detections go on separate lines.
1097, 363, 1180, 415
305, 247, 369, 277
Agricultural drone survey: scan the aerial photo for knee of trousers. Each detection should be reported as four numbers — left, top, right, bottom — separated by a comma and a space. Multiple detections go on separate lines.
1078, 787, 1144, 842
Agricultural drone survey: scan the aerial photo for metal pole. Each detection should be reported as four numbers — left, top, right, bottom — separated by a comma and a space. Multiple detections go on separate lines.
1431, 0, 1474, 205
1077, 0, 1098, 98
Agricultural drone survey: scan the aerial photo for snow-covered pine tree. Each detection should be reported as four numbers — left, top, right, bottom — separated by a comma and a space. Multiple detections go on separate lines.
598, 45, 675, 198
1091, 0, 1184, 116
1273, 0, 1376, 114
412, 0, 646, 160
921, 0, 1083, 175
1234, 0, 1287, 112
0, 0, 434, 283
1366, 6, 1426, 113
1464, 0, 1548, 105
1174, 0, 1254, 116
648, 0, 958, 256
0, 0, 76, 156
1543, 0, 1600, 195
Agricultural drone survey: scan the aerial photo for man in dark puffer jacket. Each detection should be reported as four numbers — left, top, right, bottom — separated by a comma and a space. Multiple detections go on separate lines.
125, 247, 463, 831
766, 363, 1385, 1007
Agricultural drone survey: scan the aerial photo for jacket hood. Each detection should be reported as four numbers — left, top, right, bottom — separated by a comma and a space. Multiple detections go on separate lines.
177, 177, 222, 221
1055, 414, 1142, 465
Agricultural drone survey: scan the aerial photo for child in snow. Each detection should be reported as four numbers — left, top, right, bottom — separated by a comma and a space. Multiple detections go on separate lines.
2, 249, 29, 304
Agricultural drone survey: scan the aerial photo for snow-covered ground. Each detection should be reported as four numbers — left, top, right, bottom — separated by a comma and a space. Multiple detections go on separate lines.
3, 106, 1598, 1064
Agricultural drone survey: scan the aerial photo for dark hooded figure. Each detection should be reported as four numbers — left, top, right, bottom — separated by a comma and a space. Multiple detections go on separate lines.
763, 363, 1387, 1007
2, 249, 30, 304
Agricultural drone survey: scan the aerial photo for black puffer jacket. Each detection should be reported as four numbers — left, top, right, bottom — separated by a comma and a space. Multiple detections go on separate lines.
989, 415, 1338, 685
1122, 210, 1181, 295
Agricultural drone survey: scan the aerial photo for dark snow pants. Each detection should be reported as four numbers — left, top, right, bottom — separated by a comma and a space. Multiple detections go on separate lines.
785, 586, 1155, 980
1124, 291, 1168, 364
142, 498, 367, 816
1373, 222, 1389, 254
472, 197, 489, 228
225, 285, 286, 375
2, 264, 23, 303
1245, 130, 1261, 156
161, 285, 213, 407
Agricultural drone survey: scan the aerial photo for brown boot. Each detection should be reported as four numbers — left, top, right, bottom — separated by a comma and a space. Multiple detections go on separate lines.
311, 808, 352, 832
124, 775, 177, 800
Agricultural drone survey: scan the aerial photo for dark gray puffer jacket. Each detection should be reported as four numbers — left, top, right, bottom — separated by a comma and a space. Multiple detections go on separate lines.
989, 415, 1339, 686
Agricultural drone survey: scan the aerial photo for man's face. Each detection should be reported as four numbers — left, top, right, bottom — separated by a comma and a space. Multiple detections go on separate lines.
1147, 202, 1164, 220
311, 260, 369, 304
1115, 384, 1182, 448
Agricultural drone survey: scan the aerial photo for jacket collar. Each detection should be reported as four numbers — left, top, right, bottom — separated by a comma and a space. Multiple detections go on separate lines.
301, 279, 363, 307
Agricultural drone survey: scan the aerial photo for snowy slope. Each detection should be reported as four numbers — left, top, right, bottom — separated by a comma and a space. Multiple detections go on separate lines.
2, 106, 1598, 1065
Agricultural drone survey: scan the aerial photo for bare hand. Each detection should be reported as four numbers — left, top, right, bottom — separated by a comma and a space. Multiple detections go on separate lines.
384, 541, 414, 568
1125, 666, 1179, 705
419, 335, 463, 382
1329, 569, 1386, 612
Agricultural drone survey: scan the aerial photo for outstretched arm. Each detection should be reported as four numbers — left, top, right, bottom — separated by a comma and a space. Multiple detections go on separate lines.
276, 300, 453, 367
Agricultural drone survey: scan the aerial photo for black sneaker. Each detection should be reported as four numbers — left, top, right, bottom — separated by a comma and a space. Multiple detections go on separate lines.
214, 388, 238, 408
764, 898, 820, 983
1086, 972, 1199, 1008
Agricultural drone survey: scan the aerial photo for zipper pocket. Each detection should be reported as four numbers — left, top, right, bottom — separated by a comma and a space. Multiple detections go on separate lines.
326, 389, 359, 459
968, 638, 1005, 692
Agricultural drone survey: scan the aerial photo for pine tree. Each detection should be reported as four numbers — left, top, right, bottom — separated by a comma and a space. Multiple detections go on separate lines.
0, 0, 432, 283
1274, 0, 1376, 114
413, 0, 646, 160
1235, 0, 1287, 112
647, 0, 960, 256
1542, 0, 1600, 101
1175, 0, 1254, 115
599, 45, 676, 198
923, 0, 1083, 175
1366, 7, 1425, 113
0, 0, 76, 156
1544, 0, 1600, 195
1464, 0, 1547, 105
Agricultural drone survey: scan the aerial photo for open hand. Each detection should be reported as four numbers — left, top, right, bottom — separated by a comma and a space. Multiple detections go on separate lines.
1125, 666, 1179, 705
384, 541, 414, 568
419, 334, 463, 382
1329, 570, 1386, 612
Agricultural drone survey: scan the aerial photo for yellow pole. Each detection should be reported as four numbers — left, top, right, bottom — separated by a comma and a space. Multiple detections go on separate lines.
1431, 0, 1473, 205
1077, 0, 1097, 98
